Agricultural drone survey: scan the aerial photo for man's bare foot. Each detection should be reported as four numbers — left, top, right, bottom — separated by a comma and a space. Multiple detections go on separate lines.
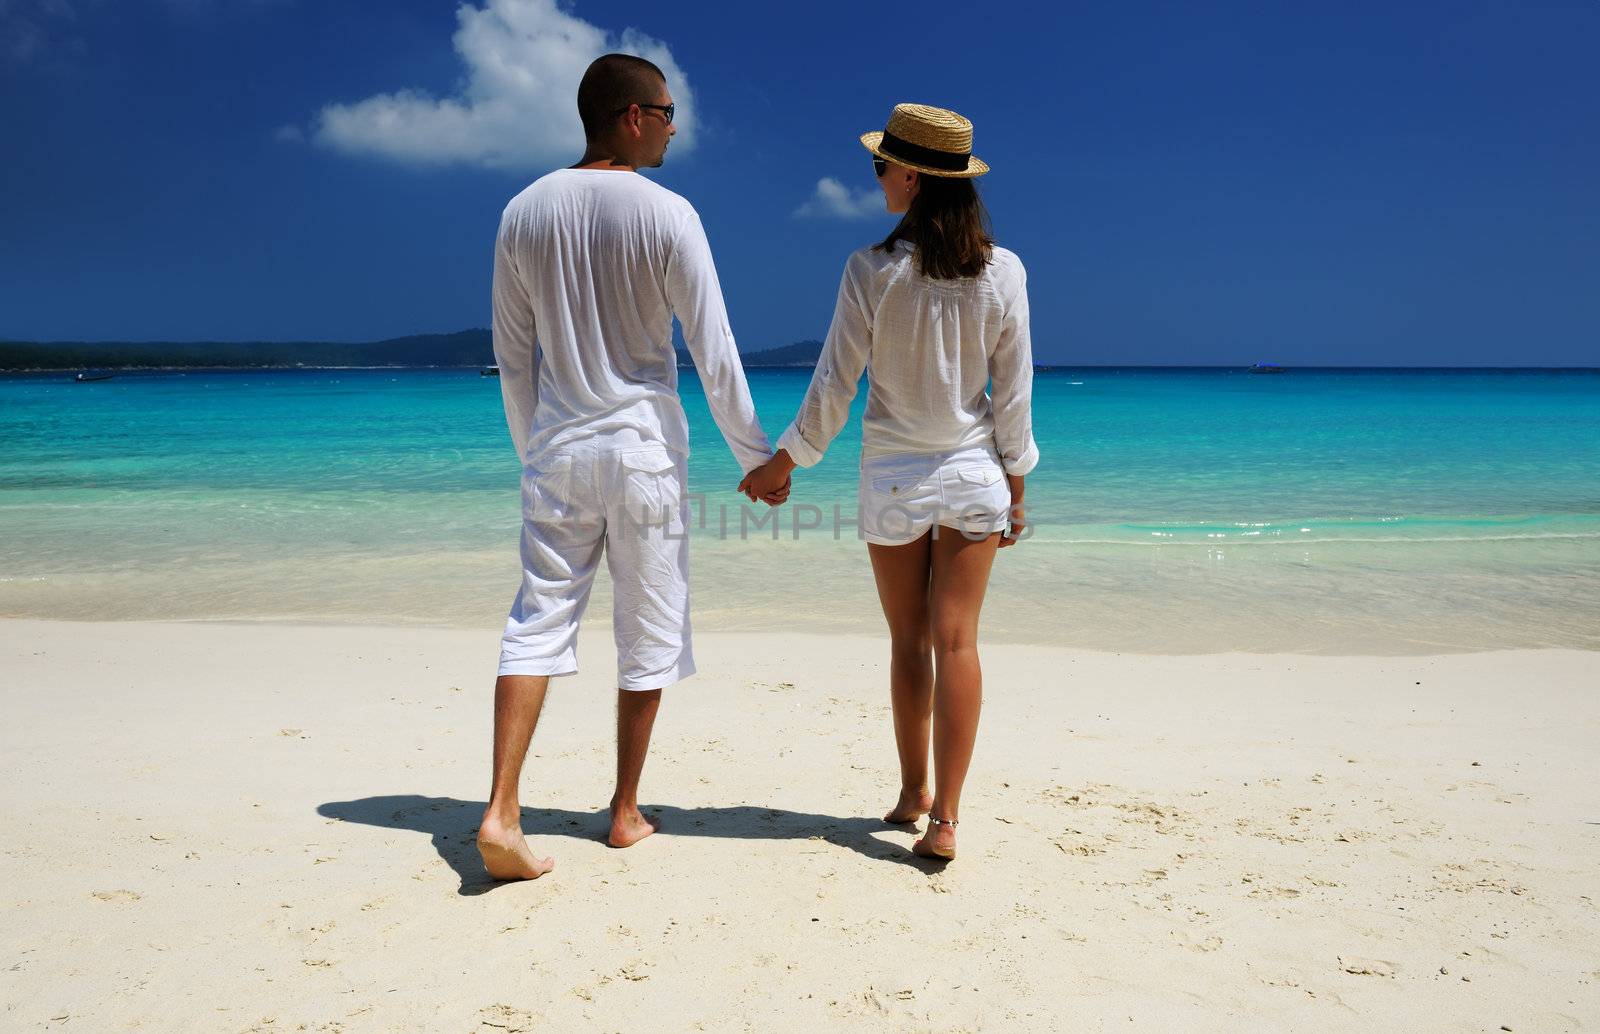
607, 803, 658, 848
912, 817, 956, 860
476, 812, 555, 881
884, 787, 933, 824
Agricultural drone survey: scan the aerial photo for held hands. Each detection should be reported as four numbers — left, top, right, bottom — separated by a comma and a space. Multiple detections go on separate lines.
737, 449, 797, 506
999, 473, 1026, 548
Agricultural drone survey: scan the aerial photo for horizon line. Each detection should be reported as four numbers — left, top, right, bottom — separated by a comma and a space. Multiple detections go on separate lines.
3, 363, 1597, 374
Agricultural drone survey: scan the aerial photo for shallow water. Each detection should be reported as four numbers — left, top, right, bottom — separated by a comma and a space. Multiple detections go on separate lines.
2, 366, 1596, 653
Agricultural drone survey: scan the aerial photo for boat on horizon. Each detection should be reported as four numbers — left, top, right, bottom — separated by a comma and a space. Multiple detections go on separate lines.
1248, 363, 1287, 374
74, 371, 115, 382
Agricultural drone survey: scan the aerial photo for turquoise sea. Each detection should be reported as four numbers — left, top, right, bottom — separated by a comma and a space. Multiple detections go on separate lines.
2, 367, 1597, 653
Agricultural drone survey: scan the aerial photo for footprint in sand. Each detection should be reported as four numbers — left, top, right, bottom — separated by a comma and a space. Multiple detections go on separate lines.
90, 889, 140, 903
1338, 956, 1397, 978
476, 1004, 540, 1032
1240, 874, 1302, 899
1178, 933, 1224, 953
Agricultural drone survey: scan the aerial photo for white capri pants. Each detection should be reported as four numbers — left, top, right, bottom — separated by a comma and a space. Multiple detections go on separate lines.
499, 434, 694, 691
858, 444, 1012, 546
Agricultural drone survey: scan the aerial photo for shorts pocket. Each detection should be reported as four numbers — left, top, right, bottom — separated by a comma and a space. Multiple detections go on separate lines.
869, 473, 924, 498
956, 465, 1002, 486
524, 454, 574, 517
618, 446, 676, 474
946, 463, 1007, 535
617, 446, 679, 522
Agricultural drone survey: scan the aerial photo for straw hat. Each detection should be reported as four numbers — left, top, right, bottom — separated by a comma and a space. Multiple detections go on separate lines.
861, 103, 989, 178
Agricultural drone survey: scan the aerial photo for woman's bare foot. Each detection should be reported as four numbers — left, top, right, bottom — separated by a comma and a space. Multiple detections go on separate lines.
476, 812, 555, 881
607, 803, 658, 848
883, 786, 933, 824
912, 817, 957, 860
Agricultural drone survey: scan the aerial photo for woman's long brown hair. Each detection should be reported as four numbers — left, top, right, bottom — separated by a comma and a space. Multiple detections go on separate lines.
875, 173, 994, 279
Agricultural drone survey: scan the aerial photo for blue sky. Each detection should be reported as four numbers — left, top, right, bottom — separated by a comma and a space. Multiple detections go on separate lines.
2, 0, 1596, 365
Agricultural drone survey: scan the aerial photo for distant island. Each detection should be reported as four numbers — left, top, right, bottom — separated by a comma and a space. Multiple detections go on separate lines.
0, 330, 824, 371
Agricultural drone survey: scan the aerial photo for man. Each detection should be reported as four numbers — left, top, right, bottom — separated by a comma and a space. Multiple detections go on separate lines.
477, 53, 786, 881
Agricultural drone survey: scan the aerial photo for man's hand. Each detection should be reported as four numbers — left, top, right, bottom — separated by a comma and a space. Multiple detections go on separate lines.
999, 473, 1026, 548
738, 450, 797, 506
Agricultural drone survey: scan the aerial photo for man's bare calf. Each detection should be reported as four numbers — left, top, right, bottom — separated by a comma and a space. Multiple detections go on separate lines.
477, 674, 556, 881
608, 687, 662, 848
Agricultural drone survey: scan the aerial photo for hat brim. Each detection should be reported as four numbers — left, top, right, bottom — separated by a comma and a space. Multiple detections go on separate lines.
860, 131, 989, 178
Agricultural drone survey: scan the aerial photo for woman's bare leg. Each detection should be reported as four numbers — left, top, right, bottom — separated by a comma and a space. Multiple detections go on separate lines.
867, 532, 935, 823
914, 529, 1000, 859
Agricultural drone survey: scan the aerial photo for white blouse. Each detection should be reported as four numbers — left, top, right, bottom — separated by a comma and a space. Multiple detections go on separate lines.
775, 240, 1039, 476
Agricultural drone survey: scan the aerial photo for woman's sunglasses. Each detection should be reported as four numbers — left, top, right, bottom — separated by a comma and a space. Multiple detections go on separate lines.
872, 155, 888, 177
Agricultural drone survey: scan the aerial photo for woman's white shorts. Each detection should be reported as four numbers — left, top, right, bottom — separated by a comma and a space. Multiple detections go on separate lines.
857, 445, 1012, 546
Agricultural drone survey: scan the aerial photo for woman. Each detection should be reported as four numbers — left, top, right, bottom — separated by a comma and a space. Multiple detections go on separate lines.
739, 103, 1038, 860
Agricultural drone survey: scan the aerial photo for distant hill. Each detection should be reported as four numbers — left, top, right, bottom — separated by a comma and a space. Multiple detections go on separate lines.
742, 339, 823, 366
674, 339, 822, 368
0, 330, 822, 371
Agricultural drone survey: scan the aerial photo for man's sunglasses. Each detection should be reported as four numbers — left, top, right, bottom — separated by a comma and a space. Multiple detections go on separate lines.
872, 155, 888, 177
613, 102, 675, 124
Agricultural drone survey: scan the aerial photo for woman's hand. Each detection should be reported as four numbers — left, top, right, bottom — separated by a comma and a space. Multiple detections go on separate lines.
737, 450, 797, 506
999, 473, 1025, 548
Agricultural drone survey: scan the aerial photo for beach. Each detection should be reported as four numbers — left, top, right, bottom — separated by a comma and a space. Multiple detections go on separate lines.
3, 366, 1598, 1029
2, 619, 1596, 1032
7, 1, 1597, 1027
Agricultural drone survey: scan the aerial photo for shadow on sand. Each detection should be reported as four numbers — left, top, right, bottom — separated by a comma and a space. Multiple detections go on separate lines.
316, 794, 945, 894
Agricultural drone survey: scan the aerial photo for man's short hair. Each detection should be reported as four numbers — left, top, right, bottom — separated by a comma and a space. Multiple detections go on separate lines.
577, 54, 667, 141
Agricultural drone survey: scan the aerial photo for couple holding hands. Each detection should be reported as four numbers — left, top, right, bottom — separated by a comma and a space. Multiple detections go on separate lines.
478, 54, 1037, 882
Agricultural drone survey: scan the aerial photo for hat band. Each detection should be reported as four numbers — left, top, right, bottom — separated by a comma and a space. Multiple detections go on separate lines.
878, 130, 970, 172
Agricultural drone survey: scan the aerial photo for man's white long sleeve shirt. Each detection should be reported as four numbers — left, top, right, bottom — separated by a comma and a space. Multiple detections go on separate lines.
492, 168, 772, 473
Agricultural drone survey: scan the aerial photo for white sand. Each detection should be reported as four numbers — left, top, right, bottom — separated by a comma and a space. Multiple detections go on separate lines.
1, 619, 1596, 1032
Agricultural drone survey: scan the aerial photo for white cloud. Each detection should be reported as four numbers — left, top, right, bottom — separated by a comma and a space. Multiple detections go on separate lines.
304, 0, 695, 171
793, 177, 886, 220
